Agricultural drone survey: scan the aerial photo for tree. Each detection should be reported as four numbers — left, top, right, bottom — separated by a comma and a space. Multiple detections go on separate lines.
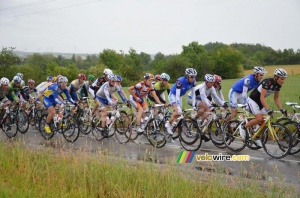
0, 47, 21, 76
99, 49, 124, 70
139, 52, 151, 69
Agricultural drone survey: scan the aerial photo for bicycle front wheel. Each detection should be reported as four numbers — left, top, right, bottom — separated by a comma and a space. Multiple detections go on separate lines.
3, 113, 18, 138
62, 115, 79, 143
261, 123, 292, 159
179, 119, 202, 151
223, 120, 246, 152
146, 118, 167, 148
114, 113, 132, 144
283, 121, 300, 155
17, 110, 29, 134
208, 120, 226, 148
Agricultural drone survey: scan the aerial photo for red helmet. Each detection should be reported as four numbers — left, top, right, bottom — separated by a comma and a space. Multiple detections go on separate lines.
78, 73, 86, 80
214, 74, 222, 83
155, 74, 161, 81
28, 79, 35, 85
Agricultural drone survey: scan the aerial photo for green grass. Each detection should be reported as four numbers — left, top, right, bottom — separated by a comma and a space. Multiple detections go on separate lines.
0, 141, 297, 197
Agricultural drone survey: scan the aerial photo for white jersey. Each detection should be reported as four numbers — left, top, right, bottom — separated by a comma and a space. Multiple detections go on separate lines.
96, 82, 121, 103
35, 81, 52, 98
77, 81, 95, 98
188, 82, 224, 107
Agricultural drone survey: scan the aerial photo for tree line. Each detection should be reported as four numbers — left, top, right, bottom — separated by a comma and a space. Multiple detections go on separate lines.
1, 42, 299, 86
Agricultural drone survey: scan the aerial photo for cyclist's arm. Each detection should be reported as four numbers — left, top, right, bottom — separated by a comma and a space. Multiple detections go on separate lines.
260, 88, 269, 110
150, 91, 163, 104
103, 85, 114, 104
117, 90, 128, 103
242, 78, 250, 104
274, 90, 282, 110
63, 89, 76, 104
217, 88, 225, 101
128, 86, 138, 100
211, 89, 224, 106
8, 87, 18, 102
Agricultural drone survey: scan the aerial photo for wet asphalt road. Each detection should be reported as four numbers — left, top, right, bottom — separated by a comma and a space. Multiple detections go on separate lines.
1, 126, 300, 188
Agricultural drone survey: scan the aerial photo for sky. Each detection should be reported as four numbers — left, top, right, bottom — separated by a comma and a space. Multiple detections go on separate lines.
0, 0, 299, 55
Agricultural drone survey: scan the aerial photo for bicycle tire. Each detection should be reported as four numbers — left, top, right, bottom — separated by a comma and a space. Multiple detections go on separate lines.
223, 120, 246, 152
91, 117, 105, 141
261, 123, 292, 159
275, 117, 291, 125
114, 113, 132, 144
208, 120, 226, 148
62, 115, 79, 143
179, 119, 202, 151
77, 109, 92, 135
146, 118, 167, 148
2, 112, 18, 138
283, 121, 300, 155
38, 114, 55, 140
17, 110, 29, 134
245, 118, 262, 150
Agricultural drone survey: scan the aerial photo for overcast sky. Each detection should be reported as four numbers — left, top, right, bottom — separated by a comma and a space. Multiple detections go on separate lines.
1, 0, 299, 55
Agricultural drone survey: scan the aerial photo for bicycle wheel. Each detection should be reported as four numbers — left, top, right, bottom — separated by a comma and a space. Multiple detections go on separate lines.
114, 113, 132, 144
179, 119, 202, 151
261, 123, 292, 159
17, 110, 29, 134
2, 113, 18, 138
77, 109, 92, 135
129, 115, 139, 141
62, 115, 79, 143
223, 120, 246, 152
275, 117, 291, 125
146, 118, 167, 148
34, 109, 43, 130
39, 114, 55, 140
283, 121, 300, 155
208, 120, 226, 148
91, 116, 105, 141
245, 118, 262, 150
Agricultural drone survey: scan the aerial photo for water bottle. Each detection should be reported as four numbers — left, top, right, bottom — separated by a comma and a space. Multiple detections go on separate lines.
144, 116, 149, 123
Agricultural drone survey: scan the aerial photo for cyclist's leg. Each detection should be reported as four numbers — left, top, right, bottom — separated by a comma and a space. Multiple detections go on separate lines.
226, 89, 239, 121
43, 97, 55, 133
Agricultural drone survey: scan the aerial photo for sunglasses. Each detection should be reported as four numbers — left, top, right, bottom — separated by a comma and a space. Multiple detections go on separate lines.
189, 76, 195, 79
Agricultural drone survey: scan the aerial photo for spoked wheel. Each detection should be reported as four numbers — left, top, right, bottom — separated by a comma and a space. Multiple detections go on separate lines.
62, 115, 79, 143
223, 120, 246, 152
261, 123, 292, 159
17, 110, 29, 134
39, 114, 55, 140
208, 120, 226, 148
91, 117, 105, 141
2, 112, 18, 138
179, 119, 202, 151
34, 109, 43, 130
275, 117, 291, 125
146, 118, 167, 148
77, 110, 92, 135
245, 118, 262, 150
114, 113, 132, 144
283, 121, 300, 155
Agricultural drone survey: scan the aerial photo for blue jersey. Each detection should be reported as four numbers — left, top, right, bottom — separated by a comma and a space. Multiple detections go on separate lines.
231, 74, 259, 93
170, 76, 196, 96
43, 83, 75, 105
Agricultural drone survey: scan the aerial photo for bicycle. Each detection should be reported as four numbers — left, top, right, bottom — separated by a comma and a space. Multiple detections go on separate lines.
276, 102, 299, 125
76, 97, 93, 135
223, 104, 292, 159
39, 102, 79, 143
0, 103, 18, 138
91, 102, 132, 143
26, 100, 44, 130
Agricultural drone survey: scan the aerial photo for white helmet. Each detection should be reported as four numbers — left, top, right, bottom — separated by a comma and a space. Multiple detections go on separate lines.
16, 73, 24, 79
0, 77, 10, 85
204, 74, 215, 82
274, 68, 287, 77
253, 66, 266, 75
57, 76, 68, 83
160, 73, 170, 81
185, 68, 197, 76
13, 76, 22, 83
107, 73, 116, 81
103, 68, 113, 75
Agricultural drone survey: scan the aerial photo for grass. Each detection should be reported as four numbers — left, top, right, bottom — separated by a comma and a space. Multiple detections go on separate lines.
0, 141, 297, 197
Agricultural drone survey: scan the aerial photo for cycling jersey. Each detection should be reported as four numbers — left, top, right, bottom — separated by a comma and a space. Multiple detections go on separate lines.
35, 82, 53, 100
148, 81, 171, 104
43, 83, 75, 108
68, 79, 85, 102
90, 76, 107, 96
20, 86, 37, 101
188, 82, 224, 107
0, 85, 15, 103
77, 81, 95, 99
249, 78, 281, 109
132, 81, 154, 99
170, 76, 196, 96
96, 82, 122, 104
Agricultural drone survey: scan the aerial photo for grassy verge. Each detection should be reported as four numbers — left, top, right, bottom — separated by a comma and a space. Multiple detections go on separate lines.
0, 141, 297, 197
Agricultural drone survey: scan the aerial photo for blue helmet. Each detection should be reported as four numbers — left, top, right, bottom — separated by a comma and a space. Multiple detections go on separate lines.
116, 75, 122, 82
47, 76, 53, 81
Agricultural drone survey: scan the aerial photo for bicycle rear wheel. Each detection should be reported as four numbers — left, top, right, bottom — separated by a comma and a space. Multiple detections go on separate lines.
146, 118, 167, 148
179, 119, 202, 151
208, 120, 226, 148
261, 123, 292, 159
38, 114, 55, 140
114, 113, 132, 144
3, 113, 18, 138
62, 115, 79, 143
77, 110, 92, 135
91, 117, 105, 141
283, 121, 300, 155
223, 120, 246, 152
17, 110, 29, 134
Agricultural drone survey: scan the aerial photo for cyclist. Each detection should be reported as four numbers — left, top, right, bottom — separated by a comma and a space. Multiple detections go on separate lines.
43, 76, 76, 134
226, 66, 266, 122
20, 79, 37, 103
16, 73, 25, 86
148, 73, 171, 104
165, 68, 197, 134
115, 75, 131, 107
7, 76, 22, 102
188, 74, 228, 126
35, 76, 55, 101
46, 76, 53, 83
0, 77, 14, 107
78, 74, 96, 99
239, 68, 288, 143
91, 68, 113, 115
152, 74, 161, 85
95, 74, 129, 136
128, 73, 164, 133
208, 74, 225, 102
68, 73, 86, 102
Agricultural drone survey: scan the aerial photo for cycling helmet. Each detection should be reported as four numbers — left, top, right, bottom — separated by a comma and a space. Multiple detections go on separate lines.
253, 66, 266, 75
204, 74, 215, 82
185, 68, 197, 76
78, 73, 86, 80
0, 77, 10, 85
214, 74, 222, 83
116, 75, 123, 82
103, 68, 113, 75
88, 74, 96, 82
28, 79, 35, 85
107, 73, 116, 81
155, 74, 161, 81
16, 73, 24, 79
57, 76, 68, 83
13, 76, 22, 83
47, 76, 53, 81
144, 73, 154, 80
160, 73, 170, 81
274, 68, 287, 77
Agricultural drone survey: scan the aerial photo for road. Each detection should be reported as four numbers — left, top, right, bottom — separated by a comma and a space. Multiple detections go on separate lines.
1, 126, 300, 188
